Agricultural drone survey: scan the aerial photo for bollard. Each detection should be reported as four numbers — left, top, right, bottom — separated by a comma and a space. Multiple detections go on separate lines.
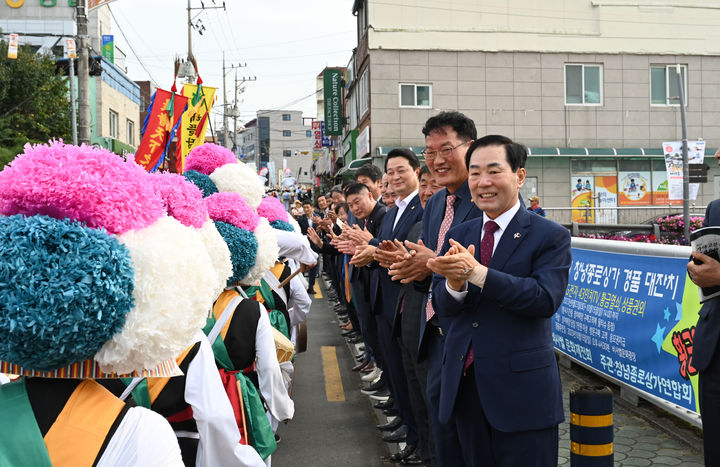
569, 385, 613, 466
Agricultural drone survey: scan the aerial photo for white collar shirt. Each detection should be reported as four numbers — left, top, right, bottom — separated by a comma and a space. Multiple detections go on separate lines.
481, 199, 521, 256
392, 189, 419, 230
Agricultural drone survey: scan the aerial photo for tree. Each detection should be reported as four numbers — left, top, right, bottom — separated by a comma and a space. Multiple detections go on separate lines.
0, 40, 72, 168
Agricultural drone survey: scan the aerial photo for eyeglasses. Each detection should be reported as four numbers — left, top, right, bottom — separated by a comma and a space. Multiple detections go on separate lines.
421, 141, 470, 161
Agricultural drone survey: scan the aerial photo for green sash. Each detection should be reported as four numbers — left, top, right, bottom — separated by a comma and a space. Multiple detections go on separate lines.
0, 378, 53, 467
203, 314, 278, 459
245, 280, 290, 339
120, 377, 151, 409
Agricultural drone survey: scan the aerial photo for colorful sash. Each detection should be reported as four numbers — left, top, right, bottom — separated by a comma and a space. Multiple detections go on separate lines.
0, 378, 53, 467
203, 295, 278, 460
245, 280, 290, 339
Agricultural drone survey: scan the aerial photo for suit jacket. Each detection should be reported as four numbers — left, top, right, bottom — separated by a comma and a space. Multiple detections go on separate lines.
350, 202, 388, 285
392, 221, 426, 355
431, 207, 571, 432
297, 214, 311, 236
370, 194, 424, 322
417, 181, 482, 360
693, 200, 720, 372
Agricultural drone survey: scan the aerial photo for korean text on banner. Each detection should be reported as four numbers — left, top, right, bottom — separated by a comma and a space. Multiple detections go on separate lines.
553, 247, 702, 414
134, 89, 189, 172
176, 84, 216, 173
66, 39, 77, 59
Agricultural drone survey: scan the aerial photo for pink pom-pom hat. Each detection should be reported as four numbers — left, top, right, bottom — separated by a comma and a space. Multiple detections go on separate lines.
257, 196, 290, 223
204, 192, 259, 232
185, 143, 237, 175
0, 141, 164, 235
148, 172, 207, 228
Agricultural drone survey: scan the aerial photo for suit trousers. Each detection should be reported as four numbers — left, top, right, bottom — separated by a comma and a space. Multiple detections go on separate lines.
399, 328, 433, 464
351, 280, 377, 361
700, 349, 720, 466
376, 314, 419, 447
455, 367, 558, 467
424, 328, 465, 467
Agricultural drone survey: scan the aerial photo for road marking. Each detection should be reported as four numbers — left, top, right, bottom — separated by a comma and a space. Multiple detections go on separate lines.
314, 282, 323, 299
321, 346, 345, 402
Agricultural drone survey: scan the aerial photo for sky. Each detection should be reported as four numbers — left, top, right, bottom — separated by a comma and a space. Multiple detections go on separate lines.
109, 0, 356, 127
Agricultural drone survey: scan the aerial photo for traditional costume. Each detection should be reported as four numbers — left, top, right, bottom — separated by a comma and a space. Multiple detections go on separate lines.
0, 142, 262, 467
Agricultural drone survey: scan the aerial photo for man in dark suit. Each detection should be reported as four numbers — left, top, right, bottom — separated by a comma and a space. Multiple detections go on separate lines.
344, 182, 387, 372
351, 148, 424, 451
389, 111, 480, 466
428, 135, 571, 466
688, 153, 720, 464
297, 201, 318, 294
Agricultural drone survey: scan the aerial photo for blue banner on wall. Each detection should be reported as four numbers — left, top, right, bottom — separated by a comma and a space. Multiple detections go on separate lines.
553, 248, 701, 414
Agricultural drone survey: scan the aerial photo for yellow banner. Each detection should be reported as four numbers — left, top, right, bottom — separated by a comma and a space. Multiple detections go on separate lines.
176, 84, 216, 173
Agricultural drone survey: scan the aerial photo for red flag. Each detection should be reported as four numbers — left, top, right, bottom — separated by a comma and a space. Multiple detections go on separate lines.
135, 89, 188, 172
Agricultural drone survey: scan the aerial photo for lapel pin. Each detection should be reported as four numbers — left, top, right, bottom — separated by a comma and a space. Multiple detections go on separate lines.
411, 206, 415, 210
514, 232, 521, 239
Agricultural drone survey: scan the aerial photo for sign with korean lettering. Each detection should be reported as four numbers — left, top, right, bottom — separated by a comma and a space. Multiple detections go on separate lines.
176, 84, 216, 173
323, 68, 342, 135
663, 141, 704, 201
312, 121, 322, 149
553, 247, 702, 414
102, 34, 114, 63
134, 88, 188, 172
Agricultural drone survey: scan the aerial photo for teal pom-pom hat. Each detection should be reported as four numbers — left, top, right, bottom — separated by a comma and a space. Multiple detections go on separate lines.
0, 141, 226, 376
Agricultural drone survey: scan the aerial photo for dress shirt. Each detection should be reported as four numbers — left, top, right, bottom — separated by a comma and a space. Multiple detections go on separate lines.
446, 199, 521, 300
392, 189, 419, 230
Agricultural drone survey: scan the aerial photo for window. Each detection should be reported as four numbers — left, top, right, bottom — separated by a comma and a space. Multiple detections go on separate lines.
126, 119, 135, 146
282, 113, 291, 121
109, 110, 118, 138
358, 70, 369, 118
306, 130, 312, 137
399, 83, 431, 108
651, 65, 687, 106
565, 64, 602, 105
283, 130, 291, 137
283, 149, 292, 157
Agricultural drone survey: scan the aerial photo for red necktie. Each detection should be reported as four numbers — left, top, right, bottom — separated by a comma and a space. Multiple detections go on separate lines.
464, 220, 500, 371
425, 194, 456, 321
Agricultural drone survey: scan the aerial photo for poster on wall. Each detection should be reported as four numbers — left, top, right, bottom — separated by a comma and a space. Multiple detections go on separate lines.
595, 176, 618, 224
619, 172, 651, 206
553, 247, 702, 415
571, 176, 594, 223
663, 141, 704, 201
652, 171, 681, 205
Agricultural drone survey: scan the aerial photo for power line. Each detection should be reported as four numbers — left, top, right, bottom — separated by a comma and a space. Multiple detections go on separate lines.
107, 5, 160, 87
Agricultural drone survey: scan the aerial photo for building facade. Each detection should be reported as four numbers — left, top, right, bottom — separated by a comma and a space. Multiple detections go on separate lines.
344, 0, 720, 221
2, 0, 138, 155
239, 110, 314, 184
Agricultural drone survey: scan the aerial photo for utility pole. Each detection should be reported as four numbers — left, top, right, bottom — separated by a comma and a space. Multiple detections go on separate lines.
68, 56, 78, 145
76, 1, 90, 144
222, 57, 246, 149
676, 65, 691, 244
233, 73, 257, 155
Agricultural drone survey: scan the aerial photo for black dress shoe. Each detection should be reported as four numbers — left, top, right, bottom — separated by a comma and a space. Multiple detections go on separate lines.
349, 335, 364, 344
376, 417, 403, 431
373, 398, 394, 409
360, 378, 386, 393
341, 329, 356, 337
382, 425, 408, 443
383, 407, 400, 417
400, 453, 424, 465
352, 357, 371, 372
389, 444, 415, 462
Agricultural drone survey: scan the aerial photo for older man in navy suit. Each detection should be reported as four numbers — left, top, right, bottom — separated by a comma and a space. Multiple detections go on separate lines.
428, 135, 571, 466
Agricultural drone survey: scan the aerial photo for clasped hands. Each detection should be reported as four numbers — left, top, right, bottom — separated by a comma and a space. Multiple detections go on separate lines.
427, 239, 485, 292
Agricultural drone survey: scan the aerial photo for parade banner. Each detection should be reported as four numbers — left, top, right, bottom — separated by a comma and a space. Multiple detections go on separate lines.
553, 247, 702, 414
134, 88, 188, 172
571, 176, 594, 223
619, 171, 651, 206
663, 141, 704, 201
176, 84, 216, 173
